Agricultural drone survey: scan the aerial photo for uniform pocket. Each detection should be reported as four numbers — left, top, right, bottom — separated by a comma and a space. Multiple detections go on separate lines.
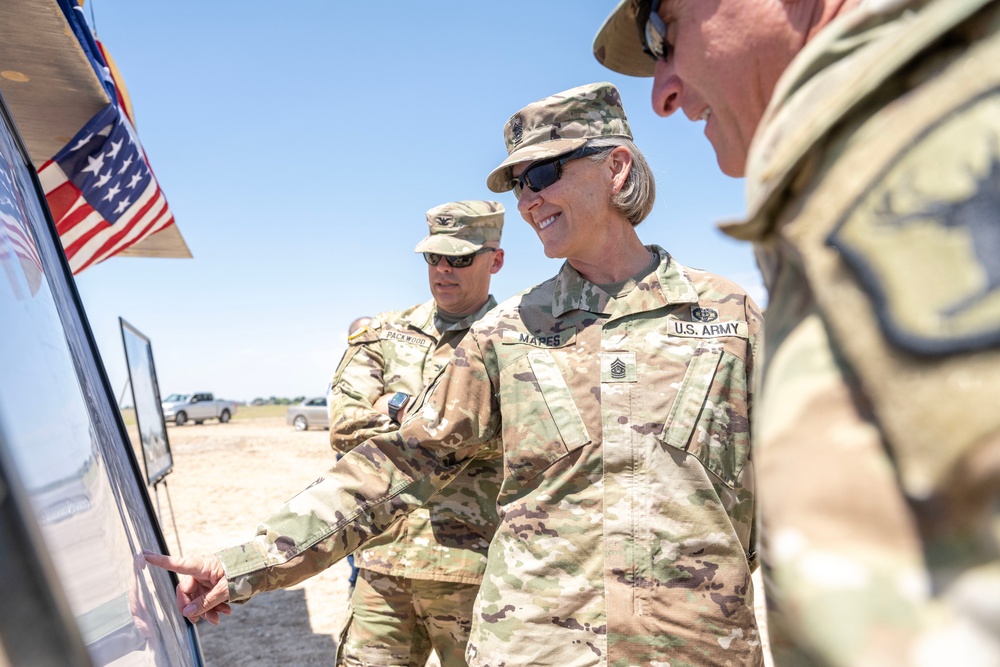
660, 341, 751, 488
499, 350, 591, 484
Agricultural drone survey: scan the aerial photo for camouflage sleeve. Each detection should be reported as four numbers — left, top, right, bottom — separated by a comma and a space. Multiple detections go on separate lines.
327, 325, 393, 454
216, 331, 501, 603
744, 293, 764, 572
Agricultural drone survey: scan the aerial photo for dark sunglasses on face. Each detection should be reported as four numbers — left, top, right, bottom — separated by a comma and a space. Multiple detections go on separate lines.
423, 247, 495, 268
636, 0, 671, 62
511, 144, 607, 200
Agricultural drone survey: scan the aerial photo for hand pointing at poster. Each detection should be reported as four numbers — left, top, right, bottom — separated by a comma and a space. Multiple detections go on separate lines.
144, 551, 232, 625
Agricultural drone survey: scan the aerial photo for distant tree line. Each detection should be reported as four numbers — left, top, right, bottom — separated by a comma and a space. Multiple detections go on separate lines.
249, 396, 307, 406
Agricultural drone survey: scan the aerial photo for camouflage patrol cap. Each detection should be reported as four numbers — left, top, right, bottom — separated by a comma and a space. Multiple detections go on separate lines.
486, 82, 633, 193
413, 200, 505, 255
593, 0, 657, 78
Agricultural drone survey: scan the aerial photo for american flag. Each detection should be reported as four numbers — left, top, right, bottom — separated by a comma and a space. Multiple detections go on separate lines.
0, 147, 44, 295
37, 102, 175, 274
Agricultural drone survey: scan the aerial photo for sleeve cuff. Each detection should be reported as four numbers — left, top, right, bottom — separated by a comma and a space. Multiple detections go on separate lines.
217, 542, 269, 604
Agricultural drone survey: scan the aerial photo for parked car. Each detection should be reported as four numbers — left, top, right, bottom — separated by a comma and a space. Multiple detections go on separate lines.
161, 392, 236, 426
286, 397, 330, 431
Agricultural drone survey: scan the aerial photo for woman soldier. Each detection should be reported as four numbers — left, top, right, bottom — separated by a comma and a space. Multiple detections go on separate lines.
148, 81, 764, 667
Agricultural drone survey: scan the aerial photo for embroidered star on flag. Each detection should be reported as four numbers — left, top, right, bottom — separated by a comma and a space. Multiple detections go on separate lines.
37, 103, 174, 274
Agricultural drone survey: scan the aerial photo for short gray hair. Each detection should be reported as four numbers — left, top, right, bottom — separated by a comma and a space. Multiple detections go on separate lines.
584, 137, 656, 227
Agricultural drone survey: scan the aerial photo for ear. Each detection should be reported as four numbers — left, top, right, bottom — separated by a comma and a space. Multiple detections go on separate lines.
489, 248, 505, 274
607, 146, 633, 193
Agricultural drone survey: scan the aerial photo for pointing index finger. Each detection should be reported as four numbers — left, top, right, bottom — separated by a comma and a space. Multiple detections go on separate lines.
143, 551, 189, 573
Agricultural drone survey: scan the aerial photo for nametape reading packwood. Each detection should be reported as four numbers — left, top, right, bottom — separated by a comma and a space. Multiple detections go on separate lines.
668, 320, 749, 339
501, 328, 576, 348
380, 330, 433, 347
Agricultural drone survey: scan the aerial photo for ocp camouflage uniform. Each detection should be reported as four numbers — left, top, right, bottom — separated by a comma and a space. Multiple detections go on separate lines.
328, 297, 502, 665
713, 0, 1000, 663
326, 199, 506, 666
217, 243, 764, 666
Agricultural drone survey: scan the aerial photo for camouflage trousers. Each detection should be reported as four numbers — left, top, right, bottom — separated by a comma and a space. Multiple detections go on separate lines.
756, 301, 1000, 666
336, 569, 480, 667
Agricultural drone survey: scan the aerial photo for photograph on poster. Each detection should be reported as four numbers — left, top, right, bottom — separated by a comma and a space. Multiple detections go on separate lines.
120, 319, 173, 486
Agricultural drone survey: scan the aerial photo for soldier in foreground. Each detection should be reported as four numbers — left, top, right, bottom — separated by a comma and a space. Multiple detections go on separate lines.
594, 0, 1000, 663
326, 202, 505, 666
147, 81, 764, 666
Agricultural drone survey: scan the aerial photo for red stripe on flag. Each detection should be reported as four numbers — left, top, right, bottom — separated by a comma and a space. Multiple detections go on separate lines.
72, 189, 165, 273
54, 198, 96, 239
78, 202, 167, 272
46, 181, 84, 231
81, 211, 175, 273
62, 215, 108, 262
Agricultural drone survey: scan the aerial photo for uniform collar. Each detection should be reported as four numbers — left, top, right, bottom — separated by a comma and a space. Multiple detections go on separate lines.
401, 296, 498, 337
551, 245, 698, 318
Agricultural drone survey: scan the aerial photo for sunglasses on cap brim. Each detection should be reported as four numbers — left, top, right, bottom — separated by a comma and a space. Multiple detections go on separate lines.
635, 0, 671, 62
423, 247, 495, 268
511, 144, 608, 200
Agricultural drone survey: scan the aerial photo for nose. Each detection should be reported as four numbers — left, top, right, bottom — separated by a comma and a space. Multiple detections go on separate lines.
651, 58, 682, 118
516, 187, 541, 218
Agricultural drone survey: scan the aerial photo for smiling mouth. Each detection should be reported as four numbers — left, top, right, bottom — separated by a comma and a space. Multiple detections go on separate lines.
538, 214, 558, 230
697, 108, 712, 122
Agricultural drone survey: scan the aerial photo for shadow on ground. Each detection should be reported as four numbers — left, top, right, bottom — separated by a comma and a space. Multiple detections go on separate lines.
197, 588, 338, 666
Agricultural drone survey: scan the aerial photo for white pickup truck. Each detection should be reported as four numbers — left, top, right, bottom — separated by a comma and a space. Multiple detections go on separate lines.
161, 392, 237, 426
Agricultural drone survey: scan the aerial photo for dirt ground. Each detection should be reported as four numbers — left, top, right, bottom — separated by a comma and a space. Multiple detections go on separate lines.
153, 415, 773, 667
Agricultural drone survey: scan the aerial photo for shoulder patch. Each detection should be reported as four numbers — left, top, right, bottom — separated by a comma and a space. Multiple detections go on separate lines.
501, 328, 576, 348
828, 88, 1000, 354
346, 326, 378, 345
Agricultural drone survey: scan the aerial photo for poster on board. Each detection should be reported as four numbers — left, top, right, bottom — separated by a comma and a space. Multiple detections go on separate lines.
120, 318, 173, 486
0, 84, 201, 663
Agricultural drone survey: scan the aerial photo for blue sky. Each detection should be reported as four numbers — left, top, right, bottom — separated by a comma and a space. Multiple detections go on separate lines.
73, 1, 762, 403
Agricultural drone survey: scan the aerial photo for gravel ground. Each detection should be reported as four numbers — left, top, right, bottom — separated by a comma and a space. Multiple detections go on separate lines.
154, 416, 771, 666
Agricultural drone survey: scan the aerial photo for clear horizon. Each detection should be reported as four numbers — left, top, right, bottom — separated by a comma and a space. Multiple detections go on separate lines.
73, 1, 763, 403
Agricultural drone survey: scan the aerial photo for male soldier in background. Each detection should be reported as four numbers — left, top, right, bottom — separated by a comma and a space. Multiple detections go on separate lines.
347, 316, 372, 339
594, 0, 1000, 664
326, 201, 505, 666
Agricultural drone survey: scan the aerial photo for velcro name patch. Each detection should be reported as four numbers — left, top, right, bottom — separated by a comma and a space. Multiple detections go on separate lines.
668, 320, 748, 339
502, 328, 575, 348
381, 331, 433, 347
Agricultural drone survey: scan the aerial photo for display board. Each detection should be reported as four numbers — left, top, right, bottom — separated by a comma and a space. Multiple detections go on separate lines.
0, 89, 202, 665
120, 319, 173, 486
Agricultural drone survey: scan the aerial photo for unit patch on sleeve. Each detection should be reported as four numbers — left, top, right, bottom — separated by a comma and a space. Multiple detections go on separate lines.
828, 89, 1000, 355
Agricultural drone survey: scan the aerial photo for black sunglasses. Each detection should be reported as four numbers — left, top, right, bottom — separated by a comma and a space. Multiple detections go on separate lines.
511, 145, 607, 200
636, 0, 671, 63
423, 247, 495, 268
